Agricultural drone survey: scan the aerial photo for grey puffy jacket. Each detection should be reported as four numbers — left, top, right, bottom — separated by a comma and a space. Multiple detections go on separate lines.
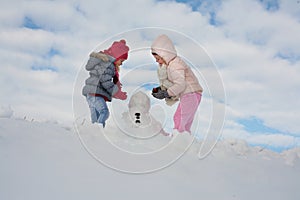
82, 52, 118, 101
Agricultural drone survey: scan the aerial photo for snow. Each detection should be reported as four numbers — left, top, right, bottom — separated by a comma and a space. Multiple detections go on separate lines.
0, 105, 13, 118
1, 117, 300, 200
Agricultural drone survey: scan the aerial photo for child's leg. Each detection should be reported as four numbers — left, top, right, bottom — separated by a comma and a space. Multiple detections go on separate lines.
86, 95, 109, 127
184, 93, 202, 132
173, 102, 182, 130
86, 95, 98, 123
174, 93, 201, 133
93, 96, 109, 127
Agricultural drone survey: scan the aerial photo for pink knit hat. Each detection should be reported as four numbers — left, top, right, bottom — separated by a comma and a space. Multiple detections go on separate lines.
103, 40, 129, 61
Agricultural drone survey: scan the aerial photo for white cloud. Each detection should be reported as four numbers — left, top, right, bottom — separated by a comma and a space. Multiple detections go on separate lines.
202, 0, 300, 136
279, 0, 300, 19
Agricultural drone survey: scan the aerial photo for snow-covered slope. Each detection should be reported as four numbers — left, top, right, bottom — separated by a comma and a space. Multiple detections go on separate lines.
0, 118, 299, 200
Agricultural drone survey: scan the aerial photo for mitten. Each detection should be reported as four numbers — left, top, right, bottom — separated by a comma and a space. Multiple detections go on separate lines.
113, 90, 127, 100
152, 90, 170, 100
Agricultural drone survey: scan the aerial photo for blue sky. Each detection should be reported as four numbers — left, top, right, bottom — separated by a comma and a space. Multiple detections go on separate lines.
24, 16, 42, 30
0, 0, 300, 152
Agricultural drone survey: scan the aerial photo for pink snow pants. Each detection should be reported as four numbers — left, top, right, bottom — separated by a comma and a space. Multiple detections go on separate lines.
173, 92, 202, 133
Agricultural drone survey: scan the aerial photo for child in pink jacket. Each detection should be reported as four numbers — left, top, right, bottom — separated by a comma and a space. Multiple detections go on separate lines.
151, 34, 203, 135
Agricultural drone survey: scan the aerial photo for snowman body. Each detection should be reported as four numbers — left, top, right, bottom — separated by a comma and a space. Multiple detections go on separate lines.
121, 91, 166, 138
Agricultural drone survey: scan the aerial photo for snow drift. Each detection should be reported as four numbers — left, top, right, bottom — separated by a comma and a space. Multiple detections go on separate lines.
0, 117, 300, 200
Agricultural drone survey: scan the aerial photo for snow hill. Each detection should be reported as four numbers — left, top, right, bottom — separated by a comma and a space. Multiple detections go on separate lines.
1, 117, 300, 200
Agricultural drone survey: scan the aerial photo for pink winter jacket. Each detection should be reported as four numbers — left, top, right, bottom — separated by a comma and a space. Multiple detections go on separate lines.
151, 34, 203, 97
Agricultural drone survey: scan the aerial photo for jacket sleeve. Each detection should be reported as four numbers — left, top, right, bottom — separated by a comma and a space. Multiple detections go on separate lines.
167, 63, 186, 96
97, 63, 118, 95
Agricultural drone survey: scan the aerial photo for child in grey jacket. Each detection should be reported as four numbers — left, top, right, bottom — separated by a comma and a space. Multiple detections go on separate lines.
82, 40, 129, 127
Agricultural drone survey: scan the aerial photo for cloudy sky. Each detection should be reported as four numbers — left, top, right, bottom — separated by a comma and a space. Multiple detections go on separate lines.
0, 0, 300, 151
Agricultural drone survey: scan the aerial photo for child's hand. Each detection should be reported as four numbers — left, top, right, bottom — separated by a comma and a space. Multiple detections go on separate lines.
113, 90, 127, 100
152, 90, 170, 99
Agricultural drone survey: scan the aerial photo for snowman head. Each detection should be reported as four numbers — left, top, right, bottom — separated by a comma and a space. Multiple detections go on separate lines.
128, 91, 150, 124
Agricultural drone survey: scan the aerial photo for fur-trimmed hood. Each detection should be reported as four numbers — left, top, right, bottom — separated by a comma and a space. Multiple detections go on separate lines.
90, 52, 115, 62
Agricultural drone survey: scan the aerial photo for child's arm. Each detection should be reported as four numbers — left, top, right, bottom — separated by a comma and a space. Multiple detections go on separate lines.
98, 64, 118, 96
157, 64, 173, 89
167, 64, 186, 96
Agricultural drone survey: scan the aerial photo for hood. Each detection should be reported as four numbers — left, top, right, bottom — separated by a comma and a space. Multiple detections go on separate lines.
151, 34, 177, 64
85, 52, 114, 71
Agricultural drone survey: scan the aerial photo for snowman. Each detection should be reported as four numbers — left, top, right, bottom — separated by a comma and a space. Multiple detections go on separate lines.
120, 91, 168, 139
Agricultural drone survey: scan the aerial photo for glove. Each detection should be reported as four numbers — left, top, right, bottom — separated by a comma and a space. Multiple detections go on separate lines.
113, 90, 127, 100
152, 90, 170, 100
152, 86, 161, 93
